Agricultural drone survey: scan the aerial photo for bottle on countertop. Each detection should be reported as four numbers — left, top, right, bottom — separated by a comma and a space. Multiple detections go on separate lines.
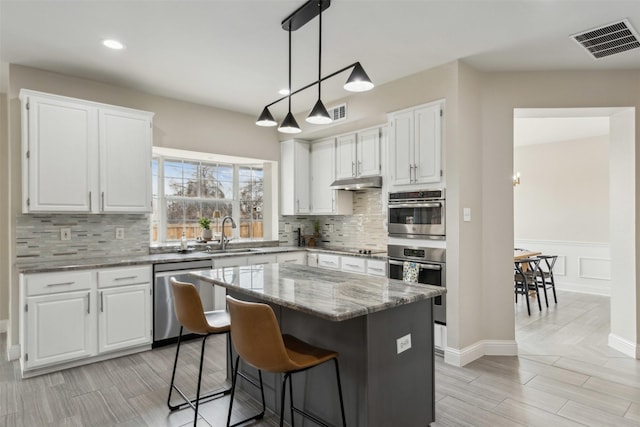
180, 231, 188, 250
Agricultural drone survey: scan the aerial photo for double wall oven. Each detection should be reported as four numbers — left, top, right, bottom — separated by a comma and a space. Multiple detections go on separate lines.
388, 189, 445, 239
388, 245, 446, 325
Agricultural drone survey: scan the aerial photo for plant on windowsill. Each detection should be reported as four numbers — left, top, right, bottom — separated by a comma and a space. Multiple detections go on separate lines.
313, 220, 320, 238
199, 217, 213, 241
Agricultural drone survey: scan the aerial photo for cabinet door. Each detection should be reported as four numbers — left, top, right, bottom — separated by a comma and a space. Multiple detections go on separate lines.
277, 252, 306, 265
25, 290, 95, 369
335, 134, 357, 179
98, 283, 151, 353
99, 108, 153, 212
311, 139, 336, 214
389, 111, 414, 186
356, 128, 381, 177
280, 140, 310, 215
414, 104, 442, 184
22, 93, 97, 212
294, 142, 310, 214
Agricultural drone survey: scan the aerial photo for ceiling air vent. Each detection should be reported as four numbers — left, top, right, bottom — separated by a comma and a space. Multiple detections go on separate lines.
328, 103, 347, 122
571, 18, 640, 59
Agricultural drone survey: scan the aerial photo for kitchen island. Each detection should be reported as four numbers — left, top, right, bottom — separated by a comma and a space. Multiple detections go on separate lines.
191, 263, 446, 426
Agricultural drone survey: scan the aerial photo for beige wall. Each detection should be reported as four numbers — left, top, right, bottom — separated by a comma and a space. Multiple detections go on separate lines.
5, 64, 281, 349
481, 70, 640, 351
0, 93, 8, 328
514, 135, 610, 242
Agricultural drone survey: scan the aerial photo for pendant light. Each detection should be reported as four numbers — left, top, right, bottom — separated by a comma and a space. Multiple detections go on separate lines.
306, 1, 332, 125
256, 106, 277, 127
278, 26, 302, 134
344, 62, 374, 92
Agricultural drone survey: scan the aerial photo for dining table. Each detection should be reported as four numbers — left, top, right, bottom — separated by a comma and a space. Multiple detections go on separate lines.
514, 249, 542, 261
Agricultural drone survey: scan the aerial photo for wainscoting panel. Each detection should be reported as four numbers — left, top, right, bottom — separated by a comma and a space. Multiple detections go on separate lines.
514, 239, 611, 296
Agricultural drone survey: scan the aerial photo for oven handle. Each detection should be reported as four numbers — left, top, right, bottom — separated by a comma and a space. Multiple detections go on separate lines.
388, 202, 443, 208
389, 259, 442, 270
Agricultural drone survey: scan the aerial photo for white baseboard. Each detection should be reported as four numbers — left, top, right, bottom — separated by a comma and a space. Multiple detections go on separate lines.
557, 282, 611, 297
444, 340, 518, 367
608, 333, 639, 358
0, 319, 7, 333
7, 344, 20, 361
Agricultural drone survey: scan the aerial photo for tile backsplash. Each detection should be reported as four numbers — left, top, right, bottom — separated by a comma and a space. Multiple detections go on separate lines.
16, 213, 149, 263
279, 189, 387, 250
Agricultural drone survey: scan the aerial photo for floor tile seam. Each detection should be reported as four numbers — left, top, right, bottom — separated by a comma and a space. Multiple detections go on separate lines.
438, 395, 527, 426
553, 357, 640, 387
494, 396, 586, 424
554, 399, 594, 426
525, 377, 632, 418
581, 374, 640, 402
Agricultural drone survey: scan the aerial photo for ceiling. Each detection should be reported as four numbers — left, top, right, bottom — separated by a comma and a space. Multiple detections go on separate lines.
2, 1, 640, 122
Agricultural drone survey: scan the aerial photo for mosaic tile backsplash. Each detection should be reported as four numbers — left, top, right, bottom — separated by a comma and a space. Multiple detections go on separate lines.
16, 213, 150, 263
279, 189, 387, 250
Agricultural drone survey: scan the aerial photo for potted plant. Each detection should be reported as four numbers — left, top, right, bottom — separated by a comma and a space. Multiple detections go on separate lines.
313, 220, 321, 237
199, 217, 212, 241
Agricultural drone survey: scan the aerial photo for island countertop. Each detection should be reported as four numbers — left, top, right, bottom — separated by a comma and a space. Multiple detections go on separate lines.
190, 263, 446, 321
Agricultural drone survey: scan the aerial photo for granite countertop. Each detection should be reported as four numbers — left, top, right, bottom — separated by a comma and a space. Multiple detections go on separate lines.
190, 263, 444, 322
16, 245, 388, 274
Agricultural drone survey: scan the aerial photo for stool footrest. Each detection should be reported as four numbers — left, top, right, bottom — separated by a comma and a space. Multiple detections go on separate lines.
292, 405, 331, 427
168, 383, 231, 412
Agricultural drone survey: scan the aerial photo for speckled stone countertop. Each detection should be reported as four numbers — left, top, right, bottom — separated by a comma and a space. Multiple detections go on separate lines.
16, 246, 388, 274
190, 263, 444, 322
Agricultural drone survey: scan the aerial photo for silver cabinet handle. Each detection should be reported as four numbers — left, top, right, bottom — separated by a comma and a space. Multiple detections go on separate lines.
345, 263, 360, 268
114, 276, 137, 281
46, 281, 74, 287
89, 191, 92, 211
87, 292, 91, 314
100, 291, 104, 312
101, 192, 105, 211
358, 160, 362, 175
352, 162, 356, 177
369, 267, 384, 271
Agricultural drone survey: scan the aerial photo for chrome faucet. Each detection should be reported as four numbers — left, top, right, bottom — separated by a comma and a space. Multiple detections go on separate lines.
220, 216, 237, 250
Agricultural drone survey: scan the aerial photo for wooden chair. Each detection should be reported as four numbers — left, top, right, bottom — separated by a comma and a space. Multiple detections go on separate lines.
168, 278, 232, 426
514, 258, 542, 315
225, 295, 347, 427
535, 255, 559, 306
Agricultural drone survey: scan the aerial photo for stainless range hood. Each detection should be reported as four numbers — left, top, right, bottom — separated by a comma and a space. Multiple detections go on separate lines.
330, 176, 382, 190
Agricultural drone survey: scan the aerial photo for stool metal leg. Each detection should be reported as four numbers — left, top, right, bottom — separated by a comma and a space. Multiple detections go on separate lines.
334, 358, 347, 427
167, 326, 184, 410
227, 356, 266, 427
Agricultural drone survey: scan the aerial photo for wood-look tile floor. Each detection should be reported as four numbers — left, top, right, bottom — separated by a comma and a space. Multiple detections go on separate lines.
2, 290, 639, 426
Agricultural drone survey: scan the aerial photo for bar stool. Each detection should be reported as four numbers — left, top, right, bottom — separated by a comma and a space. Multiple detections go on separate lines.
167, 278, 232, 426
225, 296, 347, 427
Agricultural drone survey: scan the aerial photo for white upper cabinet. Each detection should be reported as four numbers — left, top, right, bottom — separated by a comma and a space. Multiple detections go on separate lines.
20, 89, 154, 214
388, 101, 443, 187
356, 128, 382, 177
280, 139, 310, 215
21, 93, 98, 212
335, 128, 381, 179
310, 139, 352, 215
99, 108, 153, 212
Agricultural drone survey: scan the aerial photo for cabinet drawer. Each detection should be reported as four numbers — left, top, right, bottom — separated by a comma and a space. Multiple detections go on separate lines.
26, 270, 93, 296
98, 265, 151, 288
367, 260, 387, 277
341, 257, 366, 274
318, 254, 340, 269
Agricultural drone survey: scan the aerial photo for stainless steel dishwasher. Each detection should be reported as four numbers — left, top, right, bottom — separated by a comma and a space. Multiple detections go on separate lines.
153, 259, 223, 347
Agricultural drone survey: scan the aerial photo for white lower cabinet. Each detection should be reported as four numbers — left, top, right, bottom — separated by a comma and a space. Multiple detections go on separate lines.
97, 266, 152, 353
20, 265, 152, 375
276, 251, 306, 265
341, 256, 366, 274
366, 259, 387, 277
318, 254, 341, 270
434, 323, 447, 351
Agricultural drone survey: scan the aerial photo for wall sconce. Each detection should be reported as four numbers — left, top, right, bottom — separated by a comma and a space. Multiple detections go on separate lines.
513, 172, 521, 187
256, 0, 375, 133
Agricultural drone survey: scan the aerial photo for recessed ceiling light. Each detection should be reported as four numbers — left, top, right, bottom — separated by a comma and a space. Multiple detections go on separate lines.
102, 39, 125, 50
279, 88, 290, 95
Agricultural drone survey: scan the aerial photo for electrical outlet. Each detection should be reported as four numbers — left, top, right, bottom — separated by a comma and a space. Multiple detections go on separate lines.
396, 333, 412, 354
60, 228, 71, 241
284, 224, 292, 232
115, 227, 125, 240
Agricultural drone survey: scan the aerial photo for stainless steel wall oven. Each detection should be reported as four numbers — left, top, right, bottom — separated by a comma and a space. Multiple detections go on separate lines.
388, 244, 446, 324
388, 189, 445, 238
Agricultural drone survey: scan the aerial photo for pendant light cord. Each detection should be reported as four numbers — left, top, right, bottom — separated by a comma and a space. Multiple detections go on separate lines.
318, 1, 322, 99
288, 26, 292, 112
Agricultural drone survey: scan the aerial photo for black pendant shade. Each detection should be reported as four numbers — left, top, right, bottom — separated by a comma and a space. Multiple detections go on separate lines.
256, 106, 277, 127
278, 111, 302, 134
344, 62, 374, 92
257, 0, 374, 131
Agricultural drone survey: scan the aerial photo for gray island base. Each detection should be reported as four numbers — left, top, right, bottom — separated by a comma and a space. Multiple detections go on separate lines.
191, 263, 446, 426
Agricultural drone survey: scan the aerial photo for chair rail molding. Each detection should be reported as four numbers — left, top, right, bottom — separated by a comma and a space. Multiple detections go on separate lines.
514, 239, 611, 296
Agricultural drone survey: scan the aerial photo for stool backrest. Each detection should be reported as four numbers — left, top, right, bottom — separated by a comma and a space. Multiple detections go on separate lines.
226, 296, 292, 373
170, 278, 210, 334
